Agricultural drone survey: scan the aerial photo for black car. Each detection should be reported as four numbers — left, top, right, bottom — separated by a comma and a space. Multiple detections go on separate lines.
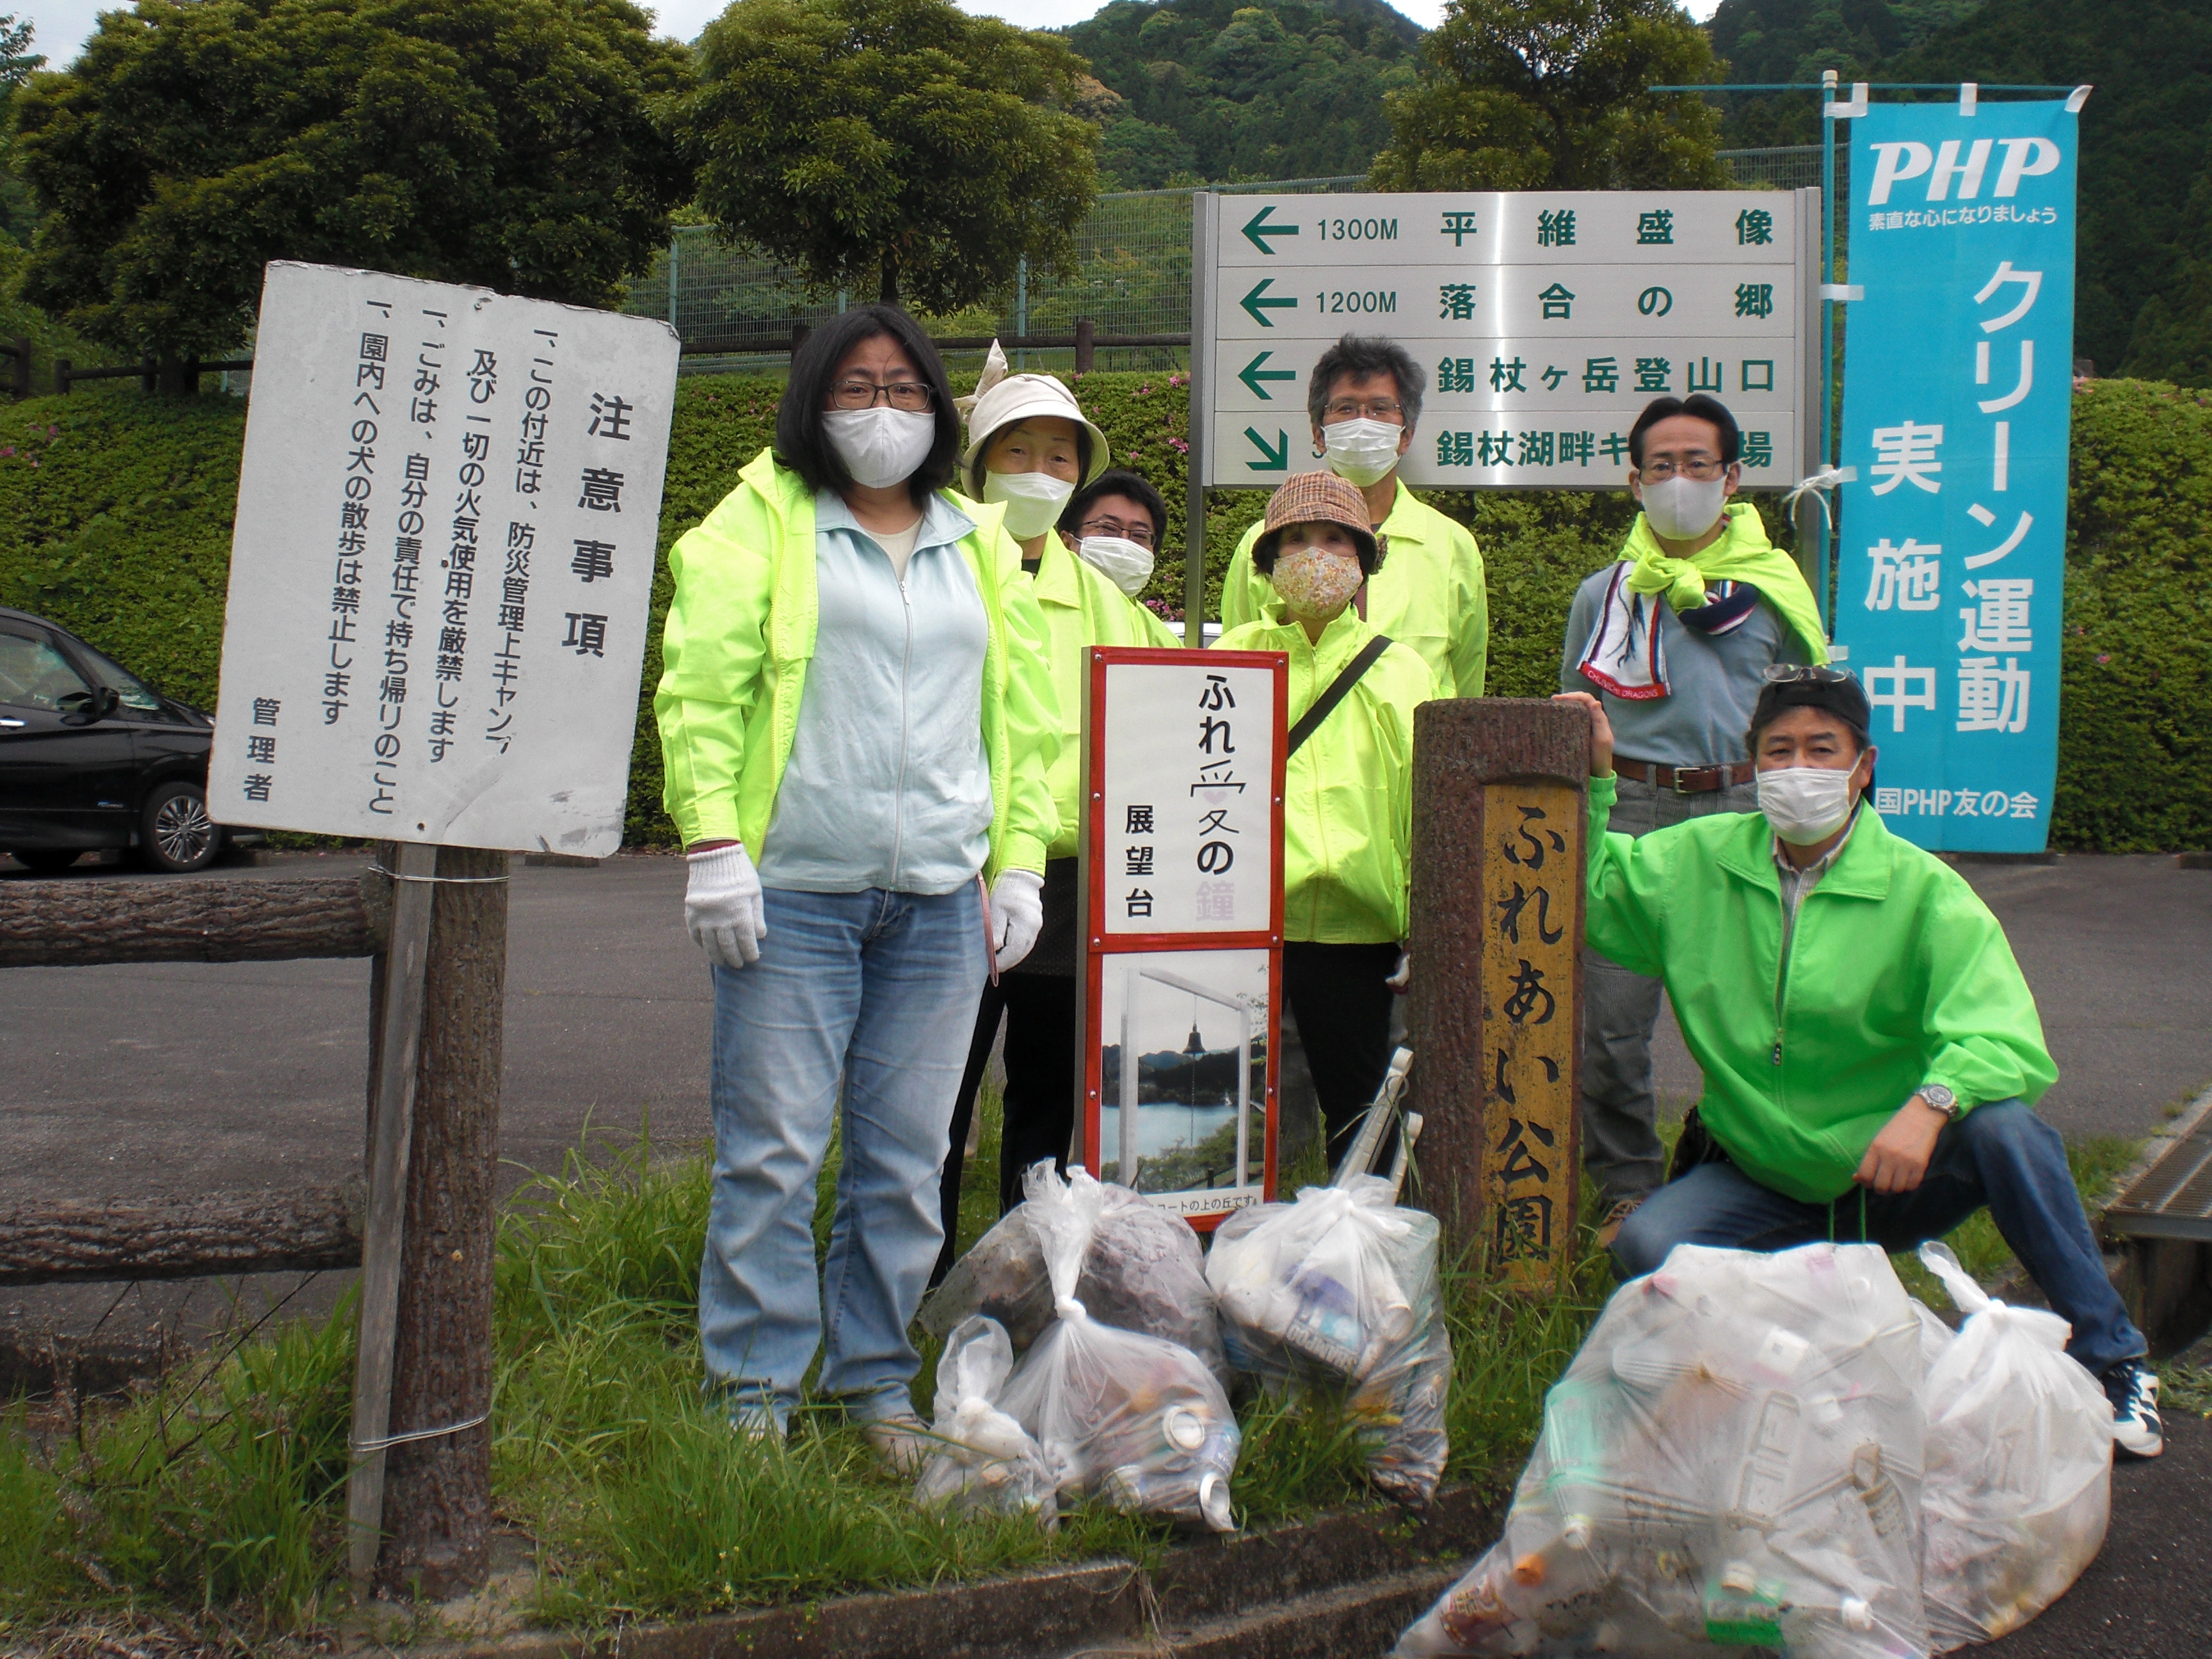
0, 605, 254, 873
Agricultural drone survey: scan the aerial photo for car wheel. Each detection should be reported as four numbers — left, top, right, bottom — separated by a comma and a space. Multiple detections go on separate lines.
11, 847, 82, 874
138, 781, 221, 873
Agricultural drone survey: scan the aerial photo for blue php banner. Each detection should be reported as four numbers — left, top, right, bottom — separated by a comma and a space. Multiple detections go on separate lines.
1835, 98, 2078, 851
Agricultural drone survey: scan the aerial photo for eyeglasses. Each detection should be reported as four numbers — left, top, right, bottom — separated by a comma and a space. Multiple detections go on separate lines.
1324, 398, 1405, 423
1761, 664, 1857, 685
1639, 457, 1727, 481
830, 378, 934, 412
1077, 515, 1156, 549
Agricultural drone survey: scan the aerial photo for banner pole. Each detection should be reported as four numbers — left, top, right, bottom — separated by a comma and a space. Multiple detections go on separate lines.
1185, 191, 1214, 647
1820, 70, 1840, 634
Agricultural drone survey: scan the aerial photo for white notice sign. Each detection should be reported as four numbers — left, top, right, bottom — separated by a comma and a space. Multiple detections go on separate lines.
210, 262, 678, 855
1096, 657, 1279, 936
1193, 190, 1818, 488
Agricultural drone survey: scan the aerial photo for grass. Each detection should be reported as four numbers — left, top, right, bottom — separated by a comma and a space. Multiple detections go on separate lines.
0, 1107, 2156, 1636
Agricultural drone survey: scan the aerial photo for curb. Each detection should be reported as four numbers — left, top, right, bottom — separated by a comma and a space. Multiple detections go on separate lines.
412, 1489, 1499, 1659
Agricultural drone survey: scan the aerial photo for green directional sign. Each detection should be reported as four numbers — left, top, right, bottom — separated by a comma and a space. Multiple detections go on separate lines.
1243, 427, 1288, 470
1239, 278, 1295, 328
1238, 351, 1296, 401
1240, 205, 1299, 254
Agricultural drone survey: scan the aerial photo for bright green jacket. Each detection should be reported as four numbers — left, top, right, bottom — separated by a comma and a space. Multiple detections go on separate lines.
1221, 483, 1489, 698
655, 449, 1060, 878
1583, 775, 2058, 1203
1024, 533, 1180, 861
1217, 604, 1440, 943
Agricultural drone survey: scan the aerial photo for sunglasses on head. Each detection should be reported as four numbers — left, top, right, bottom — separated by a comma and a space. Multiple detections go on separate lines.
1761, 664, 1858, 686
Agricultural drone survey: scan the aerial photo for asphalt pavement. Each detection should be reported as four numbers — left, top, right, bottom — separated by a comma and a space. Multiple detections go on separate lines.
3, 844, 2210, 1655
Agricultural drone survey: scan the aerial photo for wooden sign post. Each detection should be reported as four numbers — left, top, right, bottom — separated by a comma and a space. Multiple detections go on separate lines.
1405, 700, 1589, 1282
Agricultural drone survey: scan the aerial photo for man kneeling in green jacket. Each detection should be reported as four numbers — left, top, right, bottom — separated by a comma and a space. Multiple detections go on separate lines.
1555, 670, 2163, 1459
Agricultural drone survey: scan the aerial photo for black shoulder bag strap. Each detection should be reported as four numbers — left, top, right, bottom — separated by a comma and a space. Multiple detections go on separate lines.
1286, 635, 1394, 757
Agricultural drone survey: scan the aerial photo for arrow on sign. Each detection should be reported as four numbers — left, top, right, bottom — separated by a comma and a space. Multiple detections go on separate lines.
1238, 351, 1296, 400
1241, 204, 1300, 254
1240, 278, 1296, 328
1243, 427, 1289, 471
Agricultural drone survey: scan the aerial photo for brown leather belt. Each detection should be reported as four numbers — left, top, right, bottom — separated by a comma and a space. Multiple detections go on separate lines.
1615, 756, 1759, 794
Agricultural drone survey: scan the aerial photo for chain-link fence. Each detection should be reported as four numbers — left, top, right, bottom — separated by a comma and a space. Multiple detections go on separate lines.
1721, 145, 1826, 193
639, 156, 1829, 374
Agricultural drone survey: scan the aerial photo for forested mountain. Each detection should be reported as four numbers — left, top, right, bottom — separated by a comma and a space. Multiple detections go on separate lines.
1063, 0, 1422, 188
1704, 0, 2212, 381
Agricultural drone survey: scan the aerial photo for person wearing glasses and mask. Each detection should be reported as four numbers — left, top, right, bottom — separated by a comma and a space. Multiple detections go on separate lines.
1220, 333, 1488, 699
655, 307, 1058, 1468
1551, 673, 2163, 1460
929, 350, 1177, 1281
1560, 392, 1831, 1246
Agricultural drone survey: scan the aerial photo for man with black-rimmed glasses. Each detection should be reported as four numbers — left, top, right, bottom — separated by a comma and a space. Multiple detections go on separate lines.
1560, 392, 1832, 1243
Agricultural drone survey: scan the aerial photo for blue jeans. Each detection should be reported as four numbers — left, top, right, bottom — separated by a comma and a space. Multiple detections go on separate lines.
700, 883, 986, 1423
1614, 1100, 2147, 1376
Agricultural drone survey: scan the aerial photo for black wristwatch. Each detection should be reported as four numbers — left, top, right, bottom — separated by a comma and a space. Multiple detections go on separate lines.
1917, 1084, 1959, 1121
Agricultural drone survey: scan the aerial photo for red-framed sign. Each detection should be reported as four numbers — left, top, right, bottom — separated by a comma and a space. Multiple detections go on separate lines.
1077, 646, 1288, 1228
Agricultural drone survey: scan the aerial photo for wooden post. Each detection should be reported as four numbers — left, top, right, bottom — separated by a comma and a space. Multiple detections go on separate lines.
1074, 317, 1096, 375
1405, 700, 1589, 1281
346, 839, 438, 1592
8, 337, 26, 399
376, 843, 508, 1598
791, 320, 812, 360
54, 358, 71, 396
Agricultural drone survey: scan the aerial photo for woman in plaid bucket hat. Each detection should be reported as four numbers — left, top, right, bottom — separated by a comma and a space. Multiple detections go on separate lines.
1218, 472, 1439, 1164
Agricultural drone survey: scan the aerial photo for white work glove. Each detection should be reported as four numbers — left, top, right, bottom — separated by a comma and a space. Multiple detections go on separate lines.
989, 869, 1045, 973
685, 843, 765, 968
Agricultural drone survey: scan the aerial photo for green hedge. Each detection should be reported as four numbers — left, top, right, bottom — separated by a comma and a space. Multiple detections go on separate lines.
3, 375, 2205, 853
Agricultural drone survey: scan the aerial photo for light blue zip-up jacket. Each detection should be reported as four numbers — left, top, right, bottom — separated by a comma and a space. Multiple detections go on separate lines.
755, 492, 995, 894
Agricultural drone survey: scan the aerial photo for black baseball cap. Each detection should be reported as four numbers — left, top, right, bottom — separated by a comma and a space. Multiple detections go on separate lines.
1748, 664, 1872, 751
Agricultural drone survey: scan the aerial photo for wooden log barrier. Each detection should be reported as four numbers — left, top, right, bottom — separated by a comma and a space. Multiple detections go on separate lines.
1406, 699, 1589, 1282
0, 1182, 365, 1285
0, 875, 383, 968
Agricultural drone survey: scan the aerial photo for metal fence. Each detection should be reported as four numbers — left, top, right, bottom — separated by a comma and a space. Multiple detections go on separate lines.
637, 155, 1828, 373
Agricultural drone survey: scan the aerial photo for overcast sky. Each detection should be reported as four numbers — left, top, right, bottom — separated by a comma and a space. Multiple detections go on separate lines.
22, 0, 1724, 72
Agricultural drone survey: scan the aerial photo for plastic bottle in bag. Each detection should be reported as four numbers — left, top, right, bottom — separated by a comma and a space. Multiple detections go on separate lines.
995, 1163, 1242, 1531
1394, 1242, 1928, 1658
1914, 1240, 2113, 1651
913, 1315, 1059, 1525
922, 1164, 1231, 1386
1206, 1176, 1452, 1506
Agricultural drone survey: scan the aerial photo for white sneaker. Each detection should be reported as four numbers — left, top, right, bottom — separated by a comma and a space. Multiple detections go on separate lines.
729, 1400, 788, 1446
2101, 1360, 2163, 1459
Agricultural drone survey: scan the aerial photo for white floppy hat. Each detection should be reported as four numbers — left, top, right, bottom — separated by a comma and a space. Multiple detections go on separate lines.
958, 340, 1111, 492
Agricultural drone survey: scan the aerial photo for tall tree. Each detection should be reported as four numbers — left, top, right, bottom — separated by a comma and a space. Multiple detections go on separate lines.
12, 0, 692, 388
676, 0, 1098, 312
1370, 0, 1730, 192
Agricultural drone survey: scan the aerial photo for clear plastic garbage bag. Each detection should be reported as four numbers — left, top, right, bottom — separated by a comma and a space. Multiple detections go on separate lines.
922, 1163, 1230, 1387
1206, 1176, 1452, 1506
913, 1314, 1060, 1525
1396, 1242, 1928, 1658
995, 1163, 1241, 1531
1915, 1240, 2113, 1651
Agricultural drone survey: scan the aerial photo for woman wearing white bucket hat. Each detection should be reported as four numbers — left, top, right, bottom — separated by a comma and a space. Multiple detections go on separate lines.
931, 344, 1179, 1279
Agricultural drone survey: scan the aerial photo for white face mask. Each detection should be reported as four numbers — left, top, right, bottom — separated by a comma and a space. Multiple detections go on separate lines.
1637, 474, 1730, 541
1077, 535, 1155, 598
1320, 419, 1403, 487
983, 468, 1076, 540
1270, 543, 1365, 621
823, 406, 936, 490
1758, 765, 1858, 846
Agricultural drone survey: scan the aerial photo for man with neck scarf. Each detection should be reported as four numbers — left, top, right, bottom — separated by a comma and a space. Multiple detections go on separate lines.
1559, 393, 1830, 1244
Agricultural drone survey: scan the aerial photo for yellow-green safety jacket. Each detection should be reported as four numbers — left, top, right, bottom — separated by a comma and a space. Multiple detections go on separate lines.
654, 448, 1060, 878
1583, 775, 2059, 1203
1023, 533, 1181, 861
1215, 603, 1441, 943
1221, 483, 1489, 698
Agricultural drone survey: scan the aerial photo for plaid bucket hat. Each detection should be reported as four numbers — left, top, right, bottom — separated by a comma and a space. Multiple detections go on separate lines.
1251, 470, 1387, 573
